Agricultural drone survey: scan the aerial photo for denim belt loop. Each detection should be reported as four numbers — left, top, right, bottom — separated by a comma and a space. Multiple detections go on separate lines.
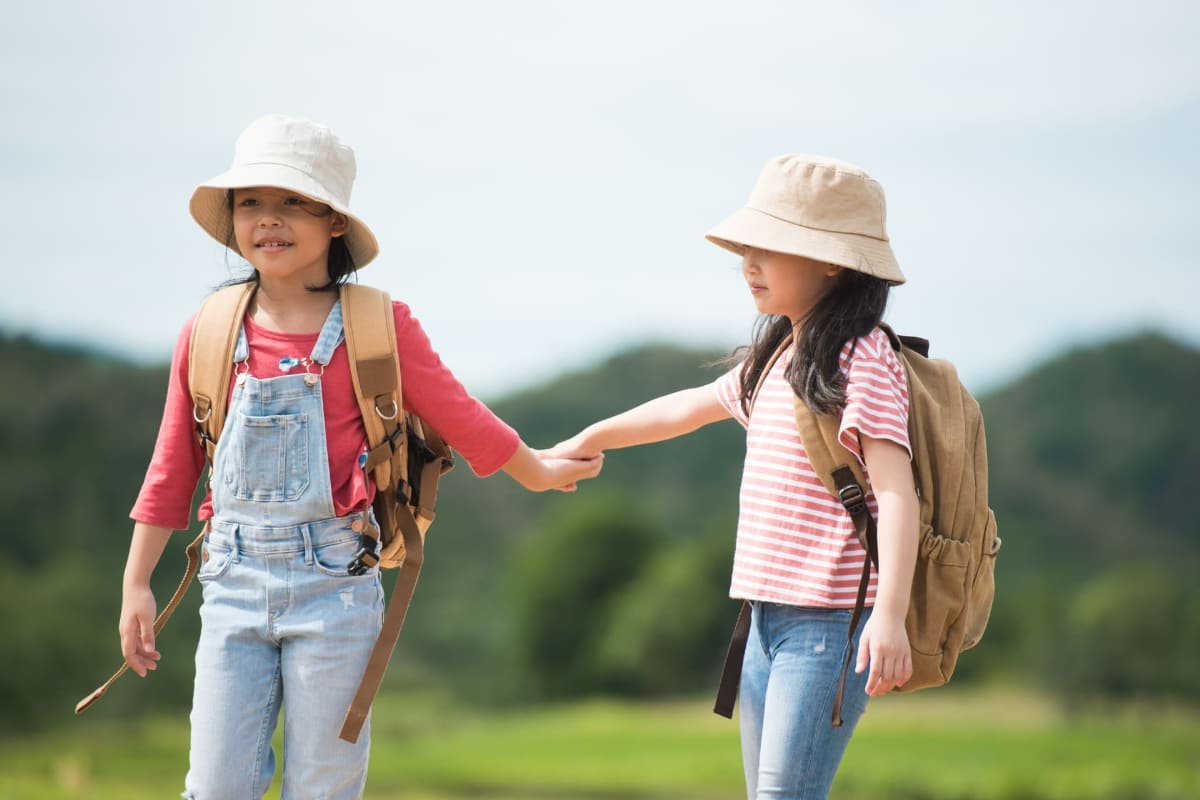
300, 525, 315, 566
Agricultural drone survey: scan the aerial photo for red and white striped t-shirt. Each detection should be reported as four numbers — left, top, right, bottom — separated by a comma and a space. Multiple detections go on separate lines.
714, 327, 911, 608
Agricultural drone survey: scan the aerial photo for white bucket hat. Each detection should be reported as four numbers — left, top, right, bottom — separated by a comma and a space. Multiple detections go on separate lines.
189, 114, 380, 269
706, 154, 905, 285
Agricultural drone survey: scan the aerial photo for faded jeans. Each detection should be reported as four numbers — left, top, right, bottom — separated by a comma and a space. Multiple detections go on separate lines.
739, 602, 873, 800
184, 518, 383, 799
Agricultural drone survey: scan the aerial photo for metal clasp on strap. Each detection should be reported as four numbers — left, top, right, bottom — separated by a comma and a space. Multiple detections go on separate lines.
347, 532, 380, 576
304, 360, 326, 387
838, 483, 867, 516
193, 398, 213, 424
375, 398, 398, 420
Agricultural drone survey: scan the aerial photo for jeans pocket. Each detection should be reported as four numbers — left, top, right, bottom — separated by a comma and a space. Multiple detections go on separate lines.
197, 537, 236, 582
312, 535, 375, 578
225, 411, 311, 502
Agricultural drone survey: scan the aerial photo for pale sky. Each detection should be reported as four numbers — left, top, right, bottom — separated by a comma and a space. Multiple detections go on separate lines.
3, 1, 1197, 399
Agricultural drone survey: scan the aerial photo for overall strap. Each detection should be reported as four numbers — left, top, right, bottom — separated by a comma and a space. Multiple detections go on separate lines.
309, 300, 346, 366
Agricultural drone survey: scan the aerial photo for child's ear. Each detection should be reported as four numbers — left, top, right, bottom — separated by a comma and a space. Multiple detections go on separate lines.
825, 263, 844, 278
331, 212, 350, 238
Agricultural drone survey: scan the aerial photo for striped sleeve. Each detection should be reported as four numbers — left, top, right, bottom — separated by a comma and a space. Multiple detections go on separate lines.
714, 361, 749, 428
837, 327, 911, 466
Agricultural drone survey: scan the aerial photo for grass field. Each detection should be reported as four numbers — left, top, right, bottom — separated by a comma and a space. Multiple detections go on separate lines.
2, 687, 1197, 799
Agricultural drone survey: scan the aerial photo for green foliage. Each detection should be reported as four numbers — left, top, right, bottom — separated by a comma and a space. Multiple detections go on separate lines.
2, 326, 1199, 733
506, 494, 663, 698
593, 528, 740, 695
1051, 564, 1200, 701
982, 331, 1200, 571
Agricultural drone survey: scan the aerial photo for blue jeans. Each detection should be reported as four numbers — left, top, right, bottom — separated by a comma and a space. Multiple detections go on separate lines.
739, 602, 873, 800
184, 302, 384, 799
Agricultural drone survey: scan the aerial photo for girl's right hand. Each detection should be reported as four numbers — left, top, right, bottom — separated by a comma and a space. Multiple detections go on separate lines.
120, 584, 161, 677
533, 451, 604, 491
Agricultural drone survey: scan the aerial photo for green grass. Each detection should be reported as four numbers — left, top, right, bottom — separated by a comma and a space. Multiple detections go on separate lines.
2, 688, 1197, 799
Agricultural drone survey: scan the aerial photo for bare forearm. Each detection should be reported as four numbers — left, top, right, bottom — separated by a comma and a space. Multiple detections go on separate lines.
871, 489, 919, 617
501, 441, 603, 492
575, 385, 728, 452
123, 522, 174, 590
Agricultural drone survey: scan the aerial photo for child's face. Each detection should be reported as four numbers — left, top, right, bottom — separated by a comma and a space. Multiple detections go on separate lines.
231, 187, 348, 284
741, 247, 842, 322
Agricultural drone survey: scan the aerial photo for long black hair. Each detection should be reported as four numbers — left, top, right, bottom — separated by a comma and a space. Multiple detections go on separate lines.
221, 191, 357, 291
734, 268, 891, 417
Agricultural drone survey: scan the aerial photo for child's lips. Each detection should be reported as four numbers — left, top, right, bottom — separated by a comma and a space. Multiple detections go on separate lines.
256, 239, 292, 250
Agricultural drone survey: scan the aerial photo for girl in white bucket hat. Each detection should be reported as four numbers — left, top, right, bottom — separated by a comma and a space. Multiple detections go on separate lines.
549, 154, 917, 799
105, 115, 602, 798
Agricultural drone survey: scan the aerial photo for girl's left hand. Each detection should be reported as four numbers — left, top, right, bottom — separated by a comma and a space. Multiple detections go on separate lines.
542, 434, 601, 461
855, 611, 913, 696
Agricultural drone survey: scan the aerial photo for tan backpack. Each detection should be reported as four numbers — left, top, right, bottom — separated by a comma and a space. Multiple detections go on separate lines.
76, 282, 454, 744
714, 325, 1001, 724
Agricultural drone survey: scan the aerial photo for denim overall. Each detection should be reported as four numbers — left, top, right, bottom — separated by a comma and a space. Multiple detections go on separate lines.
184, 302, 383, 800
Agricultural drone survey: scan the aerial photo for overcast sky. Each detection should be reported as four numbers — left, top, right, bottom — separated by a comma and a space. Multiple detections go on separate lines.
3, 1, 1197, 401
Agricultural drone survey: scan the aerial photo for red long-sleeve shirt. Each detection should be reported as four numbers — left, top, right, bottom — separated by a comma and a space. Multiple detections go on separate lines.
131, 301, 520, 530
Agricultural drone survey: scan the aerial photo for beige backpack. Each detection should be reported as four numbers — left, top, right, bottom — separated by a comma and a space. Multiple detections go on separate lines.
76, 282, 454, 743
714, 325, 1001, 724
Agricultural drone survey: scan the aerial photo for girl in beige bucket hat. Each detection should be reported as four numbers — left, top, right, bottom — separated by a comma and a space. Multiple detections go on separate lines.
107, 114, 602, 798
548, 154, 917, 799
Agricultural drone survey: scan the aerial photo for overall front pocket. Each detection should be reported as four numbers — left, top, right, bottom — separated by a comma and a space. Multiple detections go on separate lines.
313, 534, 377, 578
225, 411, 311, 502
197, 536, 236, 582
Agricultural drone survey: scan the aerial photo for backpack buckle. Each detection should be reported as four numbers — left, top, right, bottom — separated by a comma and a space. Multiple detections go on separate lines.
347, 533, 380, 576
838, 483, 868, 517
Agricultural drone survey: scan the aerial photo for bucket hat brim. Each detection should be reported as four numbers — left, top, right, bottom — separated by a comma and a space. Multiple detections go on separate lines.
706, 207, 905, 285
189, 162, 380, 269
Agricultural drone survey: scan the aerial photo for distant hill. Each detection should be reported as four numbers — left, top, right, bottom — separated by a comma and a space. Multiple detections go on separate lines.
981, 331, 1200, 582
1, 327, 1197, 727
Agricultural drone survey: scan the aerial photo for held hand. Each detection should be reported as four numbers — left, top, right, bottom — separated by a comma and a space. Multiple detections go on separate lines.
532, 451, 604, 492
120, 584, 161, 677
855, 611, 912, 697
542, 434, 602, 461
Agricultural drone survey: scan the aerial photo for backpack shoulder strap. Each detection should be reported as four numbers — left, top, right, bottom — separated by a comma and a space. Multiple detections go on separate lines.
792, 399, 867, 517
748, 332, 794, 409
789, 332, 887, 727
189, 283, 256, 459
340, 283, 404, 494
751, 329, 869, 532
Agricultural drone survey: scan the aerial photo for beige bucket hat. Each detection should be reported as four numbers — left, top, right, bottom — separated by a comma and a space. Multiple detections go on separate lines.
190, 114, 379, 269
706, 154, 905, 284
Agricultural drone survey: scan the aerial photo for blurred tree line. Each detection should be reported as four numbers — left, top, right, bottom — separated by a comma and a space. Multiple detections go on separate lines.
0, 329, 1197, 734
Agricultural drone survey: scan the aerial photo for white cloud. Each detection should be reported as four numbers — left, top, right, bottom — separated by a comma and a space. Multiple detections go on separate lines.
1, 0, 1197, 401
